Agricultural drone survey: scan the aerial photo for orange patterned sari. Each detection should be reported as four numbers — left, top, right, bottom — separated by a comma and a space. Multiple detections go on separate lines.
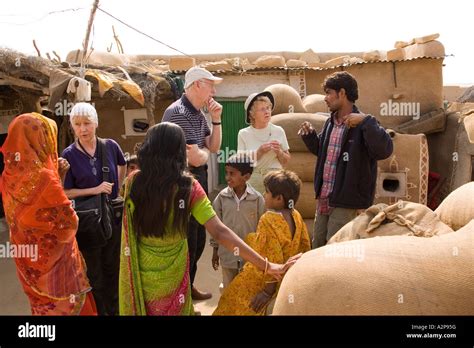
1, 113, 95, 315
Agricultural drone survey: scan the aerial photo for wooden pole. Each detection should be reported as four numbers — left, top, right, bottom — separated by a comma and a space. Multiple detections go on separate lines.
32, 40, 41, 57
112, 25, 124, 54
81, 0, 100, 68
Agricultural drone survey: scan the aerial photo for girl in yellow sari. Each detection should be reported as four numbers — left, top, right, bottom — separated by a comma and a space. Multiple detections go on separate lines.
119, 122, 300, 315
214, 170, 311, 315
1, 113, 95, 315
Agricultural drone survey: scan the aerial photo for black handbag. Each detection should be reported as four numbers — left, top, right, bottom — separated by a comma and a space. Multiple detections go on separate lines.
74, 194, 113, 249
73, 138, 121, 249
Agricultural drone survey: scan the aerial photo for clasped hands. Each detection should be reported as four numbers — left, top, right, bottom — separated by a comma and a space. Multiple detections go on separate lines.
258, 141, 283, 157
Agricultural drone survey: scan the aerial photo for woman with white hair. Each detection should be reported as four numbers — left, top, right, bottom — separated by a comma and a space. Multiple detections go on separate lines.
237, 92, 291, 194
62, 102, 126, 316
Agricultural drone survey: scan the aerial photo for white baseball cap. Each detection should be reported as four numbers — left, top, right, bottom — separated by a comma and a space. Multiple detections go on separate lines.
69, 102, 98, 125
184, 67, 223, 89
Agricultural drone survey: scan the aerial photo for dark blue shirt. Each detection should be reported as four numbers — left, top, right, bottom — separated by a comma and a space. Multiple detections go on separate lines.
162, 94, 211, 149
62, 138, 126, 199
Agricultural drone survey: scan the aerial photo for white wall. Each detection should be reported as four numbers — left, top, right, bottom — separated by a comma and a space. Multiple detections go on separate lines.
215, 73, 294, 98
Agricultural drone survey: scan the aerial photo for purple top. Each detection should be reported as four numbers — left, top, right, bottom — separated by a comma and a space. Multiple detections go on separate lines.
62, 138, 126, 199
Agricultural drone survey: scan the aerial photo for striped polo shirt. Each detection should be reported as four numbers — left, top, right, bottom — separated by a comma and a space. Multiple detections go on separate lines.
162, 94, 211, 149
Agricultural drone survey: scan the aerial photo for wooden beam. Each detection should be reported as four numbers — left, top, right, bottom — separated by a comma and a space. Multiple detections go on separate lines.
82, 0, 100, 68
0, 72, 49, 94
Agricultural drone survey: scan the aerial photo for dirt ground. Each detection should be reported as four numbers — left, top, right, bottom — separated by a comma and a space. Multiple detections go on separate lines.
0, 187, 224, 316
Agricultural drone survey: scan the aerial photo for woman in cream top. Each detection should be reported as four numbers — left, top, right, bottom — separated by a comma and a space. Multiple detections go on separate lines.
237, 91, 291, 194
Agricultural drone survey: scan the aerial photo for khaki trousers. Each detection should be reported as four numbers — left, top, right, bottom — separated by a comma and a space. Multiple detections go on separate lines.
313, 207, 358, 248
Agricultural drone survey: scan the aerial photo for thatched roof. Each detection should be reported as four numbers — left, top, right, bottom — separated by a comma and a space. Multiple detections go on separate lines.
0, 48, 176, 108
55, 61, 176, 107
0, 48, 54, 95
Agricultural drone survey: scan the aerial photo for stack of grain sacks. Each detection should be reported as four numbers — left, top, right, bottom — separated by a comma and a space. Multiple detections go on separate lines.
272, 182, 474, 315
264, 84, 329, 238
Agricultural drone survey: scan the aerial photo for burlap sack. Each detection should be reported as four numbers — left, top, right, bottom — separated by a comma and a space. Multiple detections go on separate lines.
264, 84, 306, 115
324, 55, 351, 68
273, 220, 474, 315
328, 201, 453, 244
65, 50, 131, 65
253, 55, 285, 68
169, 57, 196, 71
299, 49, 320, 64
294, 182, 317, 220
362, 50, 385, 62
462, 112, 474, 144
286, 59, 307, 68
394, 39, 414, 49
271, 113, 328, 152
200, 60, 232, 72
404, 40, 445, 60
387, 48, 405, 61
302, 94, 327, 113
435, 182, 474, 230
414, 33, 440, 44
283, 152, 316, 182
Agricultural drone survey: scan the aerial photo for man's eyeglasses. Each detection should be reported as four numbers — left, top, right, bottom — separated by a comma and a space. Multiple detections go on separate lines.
197, 80, 215, 88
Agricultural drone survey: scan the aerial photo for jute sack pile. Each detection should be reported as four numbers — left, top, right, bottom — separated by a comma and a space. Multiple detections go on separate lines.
264, 84, 306, 115
273, 112, 327, 220
272, 113, 328, 152
273, 219, 474, 315
294, 182, 317, 219
283, 152, 316, 182
435, 181, 474, 231
302, 94, 327, 113
328, 201, 453, 244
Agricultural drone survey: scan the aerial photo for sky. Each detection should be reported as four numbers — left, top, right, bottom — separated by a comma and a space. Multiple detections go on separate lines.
0, 0, 472, 85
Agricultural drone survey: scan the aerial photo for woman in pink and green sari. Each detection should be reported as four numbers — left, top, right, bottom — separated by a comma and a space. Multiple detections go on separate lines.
119, 122, 300, 315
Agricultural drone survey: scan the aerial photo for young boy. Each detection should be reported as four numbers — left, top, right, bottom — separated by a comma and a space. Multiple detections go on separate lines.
126, 155, 139, 176
213, 169, 311, 315
120, 155, 139, 197
210, 153, 266, 289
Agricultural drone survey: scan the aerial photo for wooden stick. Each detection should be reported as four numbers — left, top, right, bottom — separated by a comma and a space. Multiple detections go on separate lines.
112, 25, 124, 54
32, 40, 41, 57
81, 0, 100, 67
53, 51, 62, 62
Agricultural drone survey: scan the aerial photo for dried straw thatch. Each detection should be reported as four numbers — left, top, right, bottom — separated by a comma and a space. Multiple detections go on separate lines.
0, 48, 55, 95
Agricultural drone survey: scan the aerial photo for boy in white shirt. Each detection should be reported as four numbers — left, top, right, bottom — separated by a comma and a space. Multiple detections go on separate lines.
210, 154, 265, 288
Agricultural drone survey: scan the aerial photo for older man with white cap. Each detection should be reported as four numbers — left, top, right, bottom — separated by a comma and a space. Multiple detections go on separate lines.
162, 66, 223, 301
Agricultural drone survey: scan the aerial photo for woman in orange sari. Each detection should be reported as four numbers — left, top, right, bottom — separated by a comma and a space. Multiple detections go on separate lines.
1, 113, 96, 315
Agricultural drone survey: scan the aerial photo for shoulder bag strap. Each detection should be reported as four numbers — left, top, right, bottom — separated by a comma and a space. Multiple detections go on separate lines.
98, 137, 111, 183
